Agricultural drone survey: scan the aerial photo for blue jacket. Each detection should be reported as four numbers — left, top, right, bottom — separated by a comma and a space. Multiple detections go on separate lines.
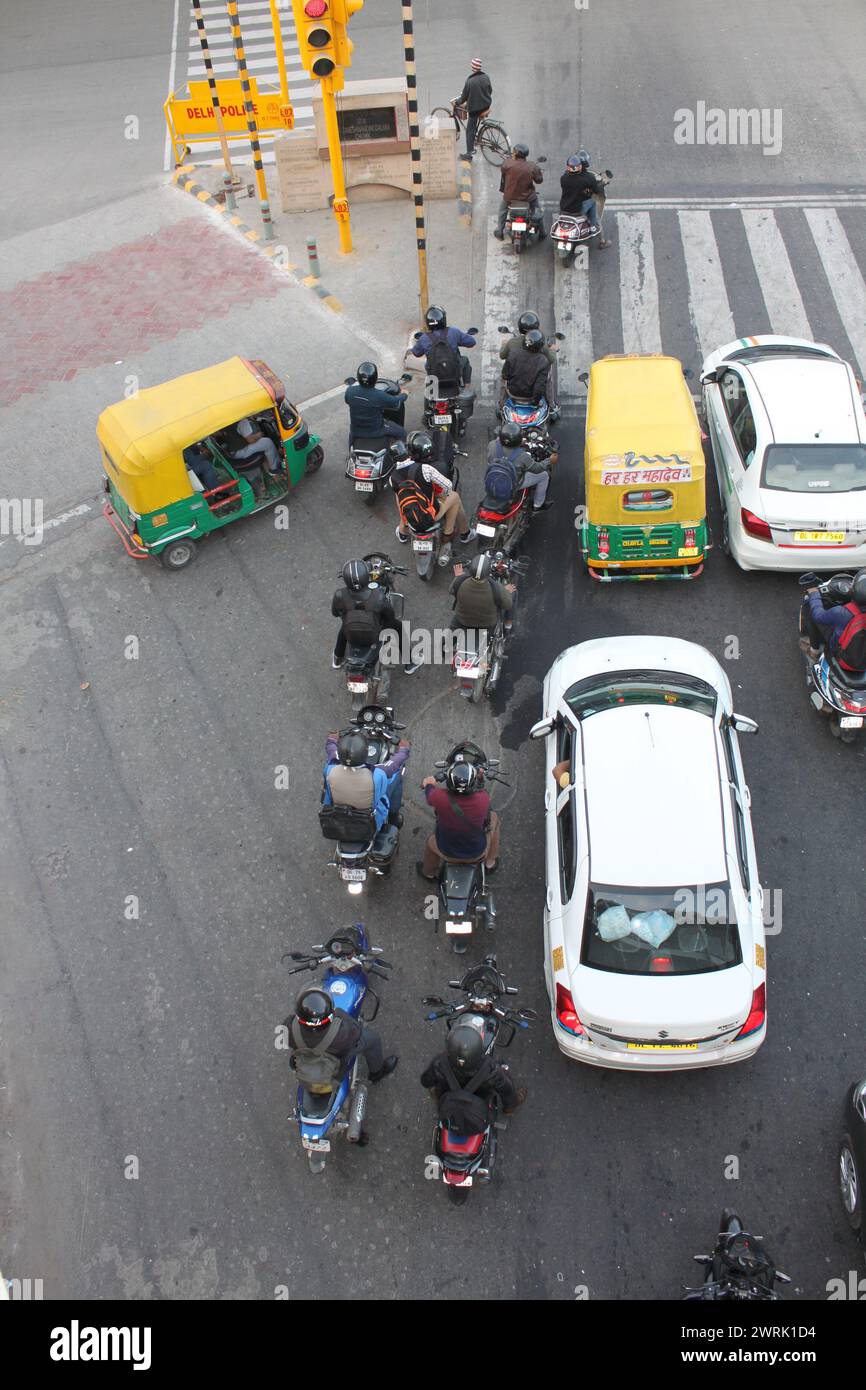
411, 327, 476, 358
323, 737, 409, 832
345, 382, 405, 436
807, 592, 851, 651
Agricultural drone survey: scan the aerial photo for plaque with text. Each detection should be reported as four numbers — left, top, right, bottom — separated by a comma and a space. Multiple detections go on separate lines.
337, 106, 399, 144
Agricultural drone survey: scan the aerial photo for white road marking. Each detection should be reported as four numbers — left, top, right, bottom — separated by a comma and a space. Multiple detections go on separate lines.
163, 0, 181, 172
617, 211, 662, 355
553, 246, 593, 399
296, 383, 349, 411
481, 216, 522, 401
0, 504, 93, 550
678, 209, 736, 363
741, 209, 811, 340
804, 207, 866, 379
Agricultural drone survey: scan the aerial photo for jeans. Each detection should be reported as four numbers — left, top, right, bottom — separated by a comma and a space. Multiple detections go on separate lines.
522, 468, 550, 506
581, 197, 598, 227
498, 194, 541, 235
234, 436, 281, 472
800, 601, 829, 652
348, 419, 406, 448
190, 457, 221, 491
358, 1026, 385, 1075
421, 812, 501, 875
465, 110, 480, 155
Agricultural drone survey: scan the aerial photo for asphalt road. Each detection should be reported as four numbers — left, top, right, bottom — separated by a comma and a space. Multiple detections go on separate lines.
2, 0, 866, 1302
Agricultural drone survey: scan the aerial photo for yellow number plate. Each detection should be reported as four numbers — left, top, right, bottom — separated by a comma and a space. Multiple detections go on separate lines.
793, 531, 845, 543
626, 1043, 699, 1051
678, 545, 700, 558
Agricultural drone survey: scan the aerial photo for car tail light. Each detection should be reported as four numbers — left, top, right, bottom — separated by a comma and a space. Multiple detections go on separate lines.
741, 507, 772, 542
555, 982, 585, 1036
650, 956, 674, 973
735, 982, 766, 1040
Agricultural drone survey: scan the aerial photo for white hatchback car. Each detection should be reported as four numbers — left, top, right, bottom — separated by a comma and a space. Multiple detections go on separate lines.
701, 335, 866, 571
531, 637, 767, 1071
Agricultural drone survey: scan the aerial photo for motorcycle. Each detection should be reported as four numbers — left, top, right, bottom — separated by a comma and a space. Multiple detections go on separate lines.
496, 327, 562, 460
451, 552, 528, 701
503, 156, 547, 253
798, 572, 866, 743
682, 1209, 791, 1300
402, 467, 462, 581
550, 169, 613, 262
413, 327, 479, 464
427, 742, 507, 953
320, 703, 406, 895
342, 552, 406, 712
473, 482, 532, 556
421, 957, 535, 1204
284, 925, 392, 1173
344, 372, 412, 505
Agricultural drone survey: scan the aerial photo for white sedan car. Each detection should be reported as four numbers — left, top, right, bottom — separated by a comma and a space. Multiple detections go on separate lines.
531, 637, 767, 1071
701, 335, 866, 571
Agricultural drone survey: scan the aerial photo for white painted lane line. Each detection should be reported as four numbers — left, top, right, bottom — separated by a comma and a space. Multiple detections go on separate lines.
297, 383, 348, 411
804, 207, 866, 379
553, 247, 592, 400
164, 0, 181, 172
678, 209, 735, 363
480, 217, 522, 401
617, 211, 662, 356
741, 208, 812, 341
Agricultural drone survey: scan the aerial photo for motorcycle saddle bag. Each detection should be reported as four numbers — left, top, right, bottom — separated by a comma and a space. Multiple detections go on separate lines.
320, 804, 377, 842
370, 823, 399, 864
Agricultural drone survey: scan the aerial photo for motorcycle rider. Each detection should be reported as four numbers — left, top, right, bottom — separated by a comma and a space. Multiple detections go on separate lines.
391, 430, 475, 566
287, 986, 398, 1090
410, 305, 476, 387
559, 151, 610, 248
322, 729, 410, 827
498, 310, 560, 416
502, 328, 551, 405
801, 569, 866, 668
494, 143, 544, 241
455, 57, 492, 158
331, 558, 420, 675
421, 1024, 526, 1116
486, 419, 553, 512
451, 552, 516, 635
345, 361, 407, 445
418, 759, 501, 879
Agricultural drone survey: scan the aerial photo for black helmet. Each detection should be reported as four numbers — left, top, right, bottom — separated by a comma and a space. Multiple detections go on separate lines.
499, 420, 523, 449
446, 1023, 485, 1073
408, 430, 434, 463
388, 439, 410, 465
575, 148, 591, 167
426, 305, 447, 331
445, 760, 479, 795
356, 361, 378, 388
524, 328, 545, 353
296, 986, 334, 1028
342, 558, 370, 592
470, 553, 492, 581
852, 568, 866, 609
337, 732, 368, 767
512, 143, 529, 160
517, 310, 540, 336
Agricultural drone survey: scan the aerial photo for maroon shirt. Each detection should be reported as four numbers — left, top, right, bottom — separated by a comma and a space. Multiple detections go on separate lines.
425, 785, 491, 858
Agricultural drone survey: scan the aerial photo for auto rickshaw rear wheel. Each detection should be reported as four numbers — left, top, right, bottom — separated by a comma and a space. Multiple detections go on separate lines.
305, 445, 324, 475
159, 538, 197, 570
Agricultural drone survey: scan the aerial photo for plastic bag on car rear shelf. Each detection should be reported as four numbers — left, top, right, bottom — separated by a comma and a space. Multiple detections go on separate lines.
629, 910, 676, 947
597, 905, 632, 941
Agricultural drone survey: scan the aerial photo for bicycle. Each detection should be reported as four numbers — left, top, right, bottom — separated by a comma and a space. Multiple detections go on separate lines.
428, 101, 510, 167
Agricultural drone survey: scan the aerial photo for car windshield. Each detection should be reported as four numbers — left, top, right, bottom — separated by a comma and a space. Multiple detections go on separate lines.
726, 345, 835, 366
761, 444, 866, 494
564, 671, 717, 720
582, 884, 742, 976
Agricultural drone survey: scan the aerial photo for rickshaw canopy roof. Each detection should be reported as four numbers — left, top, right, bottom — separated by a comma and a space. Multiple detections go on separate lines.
585, 354, 704, 468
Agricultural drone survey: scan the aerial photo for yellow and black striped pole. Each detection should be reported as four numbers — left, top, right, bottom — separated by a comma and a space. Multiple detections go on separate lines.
401, 0, 429, 317
225, 0, 275, 239
192, 0, 236, 204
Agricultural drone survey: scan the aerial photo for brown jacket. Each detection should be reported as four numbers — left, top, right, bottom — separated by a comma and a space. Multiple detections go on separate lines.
500, 157, 543, 204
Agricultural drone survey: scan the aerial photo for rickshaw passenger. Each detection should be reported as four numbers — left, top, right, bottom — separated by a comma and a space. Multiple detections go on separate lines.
234, 417, 282, 473
183, 442, 221, 492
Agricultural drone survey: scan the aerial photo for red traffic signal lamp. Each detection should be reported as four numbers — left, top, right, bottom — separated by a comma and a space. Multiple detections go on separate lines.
293, 0, 337, 78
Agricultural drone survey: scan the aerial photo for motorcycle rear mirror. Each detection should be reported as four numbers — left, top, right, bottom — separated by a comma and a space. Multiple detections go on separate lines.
412, 330, 423, 340
498, 325, 511, 334
529, 716, 554, 740
519, 1008, 538, 1022
448, 980, 462, 989
604, 168, 613, 178
537, 155, 547, 163
399, 372, 413, 383
682, 366, 694, 379
467, 326, 479, 335
730, 713, 759, 735
421, 995, 444, 1006
344, 376, 356, 385
553, 331, 566, 341
798, 572, 820, 587
578, 371, 589, 385
433, 760, 446, 768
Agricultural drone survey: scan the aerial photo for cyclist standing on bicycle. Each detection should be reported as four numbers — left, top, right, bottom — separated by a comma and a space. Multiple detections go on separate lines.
456, 58, 492, 158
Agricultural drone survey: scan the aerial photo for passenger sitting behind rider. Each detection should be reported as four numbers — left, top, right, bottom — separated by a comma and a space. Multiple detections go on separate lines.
322, 730, 409, 828
451, 553, 515, 635
502, 329, 551, 405
559, 149, 610, 248
486, 419, 552, 512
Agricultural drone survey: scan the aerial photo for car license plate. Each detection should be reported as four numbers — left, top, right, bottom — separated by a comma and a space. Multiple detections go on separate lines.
354, 481, 374, 492
626, 1043, 699, 1051
793, 530, 845, 543
302, 1138, 331, 1152
476, 523, 497, 538
347, 680, 368, 693
445, 919, 473, 934
413, 538, 434, 551
840, 715, 864, 729
340, 867, 367, 881
678, 546, 700, 558
435, 414, 452, 425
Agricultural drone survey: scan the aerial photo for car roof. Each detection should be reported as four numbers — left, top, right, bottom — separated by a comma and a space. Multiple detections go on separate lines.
581, 703, 727, 887
745, 357, 862, 444
546, 636, 731, 709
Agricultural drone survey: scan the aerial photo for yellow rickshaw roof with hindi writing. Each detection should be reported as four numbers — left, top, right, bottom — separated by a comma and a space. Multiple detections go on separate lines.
585, 354, 704, 470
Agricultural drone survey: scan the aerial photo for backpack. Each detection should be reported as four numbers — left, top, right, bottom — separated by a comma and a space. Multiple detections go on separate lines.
289, 1016, 345, 1092
319, 802, 377, 842
484, 443, 521, 502
342, 600, 380, 647
395, 479, 438, 531
437, 1057, 493, 1135
837, 604, 866, 669
426, 337, 462, 392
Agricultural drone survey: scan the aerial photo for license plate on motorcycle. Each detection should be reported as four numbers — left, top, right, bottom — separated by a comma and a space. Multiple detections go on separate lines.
457, 666, 482, 678
793, 530, 845, 543
446, 1173, 473, 1187
445, 919, 473, 934
340, 867, 367, 881
840, 716, 864, 729
435, 414, 452, 425
302, 1138, 331, 1152
413, 538, 434, 551
512, 221, 527, 231
354, 481, 374, 492
476, 523, 496, 538
347, 680, 369, 693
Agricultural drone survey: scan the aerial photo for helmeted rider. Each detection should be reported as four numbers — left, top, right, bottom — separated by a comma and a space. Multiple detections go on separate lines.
485, 419, 552, 513
498, 310, 560, 417
345, 361, 407, 445
559, 150, 610, 248
410, 305, 476, 388
286, 986, 398, 1096
450, 551, 516, 635
502, 328, 551, 405
391, 430, 475, 566
494, 143, 544, 240
418, 758, 501, 879
801, 569, 866, 670
421, 1023, 526, 1120
322, 728, 410, 828
331, 557, 420, 675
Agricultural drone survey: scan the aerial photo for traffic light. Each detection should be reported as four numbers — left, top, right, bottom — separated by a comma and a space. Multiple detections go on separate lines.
292, 0, 338, 79
332, 0, 364, 69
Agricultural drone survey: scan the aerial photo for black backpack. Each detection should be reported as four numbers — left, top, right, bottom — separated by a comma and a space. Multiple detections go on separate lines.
319, 803, 377, 842
342, 600, 380, 646
484, 442, 521, 501
437, 1057, 493, 1135
837, 605, 866, 669
426, 337, 462, 392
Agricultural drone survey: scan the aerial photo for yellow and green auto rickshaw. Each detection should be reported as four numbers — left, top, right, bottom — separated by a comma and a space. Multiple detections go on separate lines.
580, 354, 707, 581
98, 356, 323, 570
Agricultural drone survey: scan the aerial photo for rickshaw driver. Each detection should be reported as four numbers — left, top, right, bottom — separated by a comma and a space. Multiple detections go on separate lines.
234, 417, 282, 473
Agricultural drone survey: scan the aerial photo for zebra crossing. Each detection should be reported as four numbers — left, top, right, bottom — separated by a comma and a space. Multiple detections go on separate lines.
482, 199, 866, 407
181, 0, 315, 164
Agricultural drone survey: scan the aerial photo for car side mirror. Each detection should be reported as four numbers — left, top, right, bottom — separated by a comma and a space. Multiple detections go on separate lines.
578, 371, 589, 385
730, 713, 759, 735
529, 717, 554, 740
700, 368, 721, 385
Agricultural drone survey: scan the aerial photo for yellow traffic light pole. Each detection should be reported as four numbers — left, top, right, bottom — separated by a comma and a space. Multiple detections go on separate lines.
320, 76, 352, 254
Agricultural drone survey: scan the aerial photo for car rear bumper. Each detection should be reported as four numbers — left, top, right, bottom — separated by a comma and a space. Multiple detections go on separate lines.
550, 1013, 766, 1070
729, 519, 866, 573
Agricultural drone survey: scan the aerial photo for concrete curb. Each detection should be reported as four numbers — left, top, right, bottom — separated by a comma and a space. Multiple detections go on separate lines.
458, 153, 472, 229
170, 166, 344, 314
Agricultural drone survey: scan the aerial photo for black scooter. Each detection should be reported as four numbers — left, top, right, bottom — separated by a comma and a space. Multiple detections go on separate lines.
342, 553, 406, 714
798, 572, 866, 743
344, 372, 412, 505
682, 1210, 791, 1300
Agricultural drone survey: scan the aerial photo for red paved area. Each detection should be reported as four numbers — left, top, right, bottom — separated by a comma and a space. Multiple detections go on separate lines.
0, 218, 288, 406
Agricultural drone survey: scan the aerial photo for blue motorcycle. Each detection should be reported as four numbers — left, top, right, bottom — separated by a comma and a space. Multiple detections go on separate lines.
284, 926, 391, 1173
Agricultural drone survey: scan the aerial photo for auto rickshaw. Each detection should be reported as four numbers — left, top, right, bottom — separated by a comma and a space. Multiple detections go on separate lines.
580, 354, 707, 581
98, 356, 323, 570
